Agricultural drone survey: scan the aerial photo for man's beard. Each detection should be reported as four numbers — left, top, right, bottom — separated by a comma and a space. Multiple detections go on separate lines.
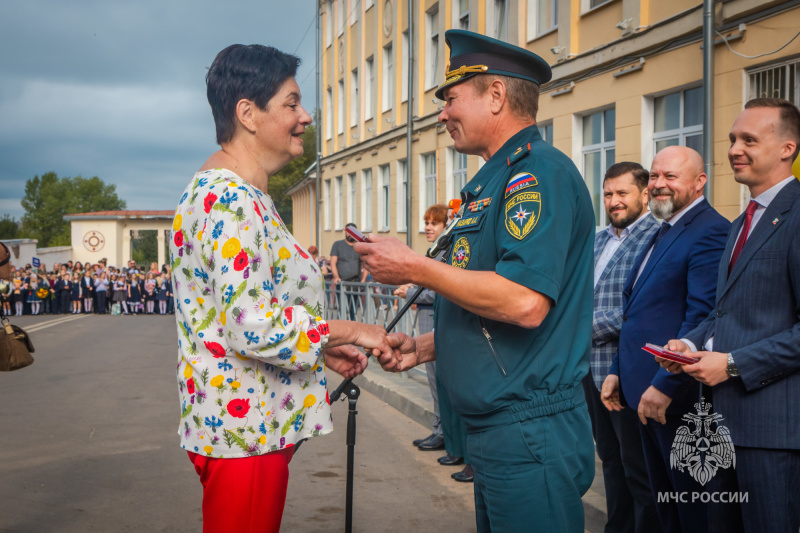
609, 203, 644, 230
649, 188, 690, 220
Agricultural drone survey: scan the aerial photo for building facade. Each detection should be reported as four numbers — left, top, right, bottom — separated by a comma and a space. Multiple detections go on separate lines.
289, 0, 800, 257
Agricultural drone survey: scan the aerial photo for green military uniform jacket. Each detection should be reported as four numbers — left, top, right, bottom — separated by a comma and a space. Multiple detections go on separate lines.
433, 125, 595, 430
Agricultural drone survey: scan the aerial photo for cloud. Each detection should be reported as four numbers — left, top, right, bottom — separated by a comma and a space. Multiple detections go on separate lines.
0, 0, 319, 220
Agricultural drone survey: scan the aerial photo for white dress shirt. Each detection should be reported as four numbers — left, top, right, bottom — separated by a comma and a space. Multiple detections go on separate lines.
683, 177, 795, 352
594, 211, 652, 288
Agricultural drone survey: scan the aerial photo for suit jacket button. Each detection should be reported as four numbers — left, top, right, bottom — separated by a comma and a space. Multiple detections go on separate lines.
716, 309, 724, 318
622, 315, 627, 322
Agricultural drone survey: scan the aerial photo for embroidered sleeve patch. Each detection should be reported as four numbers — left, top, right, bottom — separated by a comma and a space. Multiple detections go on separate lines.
505, 172, 538, 198
504, 191, 541, 240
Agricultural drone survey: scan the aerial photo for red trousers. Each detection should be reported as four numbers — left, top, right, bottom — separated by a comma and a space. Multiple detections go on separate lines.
187, 447, 294, 533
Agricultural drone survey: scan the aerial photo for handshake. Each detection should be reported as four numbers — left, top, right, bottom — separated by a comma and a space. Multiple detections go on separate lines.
322, 321, 424, 380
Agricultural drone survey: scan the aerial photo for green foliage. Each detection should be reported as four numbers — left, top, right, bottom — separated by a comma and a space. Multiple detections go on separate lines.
0, 215, 20, 239
20, 172, 126, 247
268, 124, 317, 233
131, 230, 158, 265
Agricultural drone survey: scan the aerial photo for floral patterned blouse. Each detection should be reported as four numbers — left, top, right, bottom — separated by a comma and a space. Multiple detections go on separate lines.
170, 168, 332, 458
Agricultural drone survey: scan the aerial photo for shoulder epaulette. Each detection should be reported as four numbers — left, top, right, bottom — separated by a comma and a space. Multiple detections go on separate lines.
507, 143, 531, 166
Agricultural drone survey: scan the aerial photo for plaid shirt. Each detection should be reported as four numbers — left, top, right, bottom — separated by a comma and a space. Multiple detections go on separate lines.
590, 213, 659, 390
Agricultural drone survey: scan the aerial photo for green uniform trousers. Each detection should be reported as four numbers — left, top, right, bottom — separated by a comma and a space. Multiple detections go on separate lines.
467, 402, 594, 532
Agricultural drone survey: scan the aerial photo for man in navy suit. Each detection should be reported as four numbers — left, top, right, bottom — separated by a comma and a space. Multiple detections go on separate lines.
583, 161, 661, 533
662, 98, 800, 532
603, 146, 730, 532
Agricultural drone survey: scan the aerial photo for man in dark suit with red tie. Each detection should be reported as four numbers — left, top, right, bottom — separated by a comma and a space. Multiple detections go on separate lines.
662, 98, 800, 532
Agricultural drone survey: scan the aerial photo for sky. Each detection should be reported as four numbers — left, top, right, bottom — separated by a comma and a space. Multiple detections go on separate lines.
0, 0, 319, 221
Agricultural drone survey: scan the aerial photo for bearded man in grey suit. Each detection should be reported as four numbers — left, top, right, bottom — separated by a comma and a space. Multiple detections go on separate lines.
582, 162, 661, 533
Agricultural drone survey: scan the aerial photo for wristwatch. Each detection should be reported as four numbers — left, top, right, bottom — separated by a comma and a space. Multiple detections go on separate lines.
726, 353, 740, 377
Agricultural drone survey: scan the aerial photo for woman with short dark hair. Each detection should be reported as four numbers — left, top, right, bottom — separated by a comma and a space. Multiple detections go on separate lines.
171, 44, 392, 532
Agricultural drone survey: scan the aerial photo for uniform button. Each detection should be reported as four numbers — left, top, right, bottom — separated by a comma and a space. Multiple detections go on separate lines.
716, 309, 724, 318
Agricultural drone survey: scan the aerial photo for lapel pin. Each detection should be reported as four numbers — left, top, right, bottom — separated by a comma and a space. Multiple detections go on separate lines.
773, 218, 779, 225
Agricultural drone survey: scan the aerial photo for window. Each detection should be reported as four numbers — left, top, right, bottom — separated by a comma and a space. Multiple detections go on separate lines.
326, 0, 333, 47
326, 88, 333, 140
361, 168, 373, 231
419, 152, 437, 229
590, 0, 612, 9
582, 108, 616, 227
450, 148, 468, 200
653, 87, 704, 158
379, 164, 391, 231
401, 31, 409, 102
366, 0, 374, 7
528, 0, 557, 40
335, 176, 344, 229
337, 0, 344, 36
382, 44, 393, 112
337, 80, 345, 135
457, 0, 470, 30
365, 57, 375, 120
748, 59, 800, 106
396, 159, 408, 232
426, 8, 440, 89
350, 69, 359, 126
538, 122, 553, 146
350, 0, 358, 25
324, 179, 332, 230
347, 173, 357, 224
491, 0, 508, 41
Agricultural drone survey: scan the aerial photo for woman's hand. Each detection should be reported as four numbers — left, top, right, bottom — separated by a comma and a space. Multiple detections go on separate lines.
393, 284, 414, 299
324, 344, 368, 379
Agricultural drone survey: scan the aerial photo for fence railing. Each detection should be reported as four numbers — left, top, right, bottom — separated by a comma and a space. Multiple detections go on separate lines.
323, 281, 421, 338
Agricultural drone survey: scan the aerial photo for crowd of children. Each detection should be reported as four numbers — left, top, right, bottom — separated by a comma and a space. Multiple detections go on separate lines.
0, 259, 174, 317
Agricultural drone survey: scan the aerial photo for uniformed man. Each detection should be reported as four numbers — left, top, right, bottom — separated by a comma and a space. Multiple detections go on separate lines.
356, 30, 595, 532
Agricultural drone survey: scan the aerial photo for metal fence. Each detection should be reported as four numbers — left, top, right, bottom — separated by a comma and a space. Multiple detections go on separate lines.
323, 281, 421, 337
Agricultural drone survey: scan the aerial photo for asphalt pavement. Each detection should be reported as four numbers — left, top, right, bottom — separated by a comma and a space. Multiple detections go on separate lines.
0, 313, 606, 532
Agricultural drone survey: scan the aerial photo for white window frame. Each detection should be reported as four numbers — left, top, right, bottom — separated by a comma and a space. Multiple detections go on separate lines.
396, 159, 408, 232
350, 69, 359, 127
337, 0, 345, 36
347, 173, 357, 224
382, 44, 394, 113
378, 164, 391, 231
582, 0, 614, 13
401, 31, 409, 103
527, 0, 558, 41
418, 152, 437, 230
337, 80, 345, 135
325, 88, 333, 140
326, 0, 333, 47
487, 0, 508, 41
538, 121, 554, 146
324, 179, 332, 230
334, 176, 344, 229
365, 57, 375, 120
747, 58, 800, 105
425, 7, 440, 90
349, 0, 358, 25
646, 86, 704, 167
454, 0, 470, 30
361, 168, 373, 231
365, 0, 374, 8
580, 108, 616, 228
445, 148, 469, 203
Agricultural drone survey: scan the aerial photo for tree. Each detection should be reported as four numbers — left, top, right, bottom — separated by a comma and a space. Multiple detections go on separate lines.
268, 124, 317, 233
0, 215, 20, 239
20, 172, 126, 247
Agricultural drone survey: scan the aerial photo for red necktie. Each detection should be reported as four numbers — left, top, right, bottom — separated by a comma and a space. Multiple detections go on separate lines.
728, 200, 759, 276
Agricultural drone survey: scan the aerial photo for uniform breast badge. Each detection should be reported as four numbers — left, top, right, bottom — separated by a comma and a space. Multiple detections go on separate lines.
505, 172, 538, 198
451, 236, 471, 269
505, 191, 541, 240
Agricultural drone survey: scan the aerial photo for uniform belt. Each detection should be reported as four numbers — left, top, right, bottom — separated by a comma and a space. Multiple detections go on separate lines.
462, 383, 584, 431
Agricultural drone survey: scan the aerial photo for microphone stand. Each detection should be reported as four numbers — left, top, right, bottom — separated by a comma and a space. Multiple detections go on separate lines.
315, 212, 462, 533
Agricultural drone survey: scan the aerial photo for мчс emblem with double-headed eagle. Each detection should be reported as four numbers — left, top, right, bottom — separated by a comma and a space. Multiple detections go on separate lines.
670, 398, 735, 486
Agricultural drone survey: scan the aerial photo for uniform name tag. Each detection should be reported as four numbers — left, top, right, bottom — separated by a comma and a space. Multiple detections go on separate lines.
454, 213, 484, 230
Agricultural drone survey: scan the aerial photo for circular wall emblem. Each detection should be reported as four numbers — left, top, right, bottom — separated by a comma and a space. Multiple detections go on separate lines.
451, 236, 471, 269
83, 231, 105, 252
383, 0, 393, 37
